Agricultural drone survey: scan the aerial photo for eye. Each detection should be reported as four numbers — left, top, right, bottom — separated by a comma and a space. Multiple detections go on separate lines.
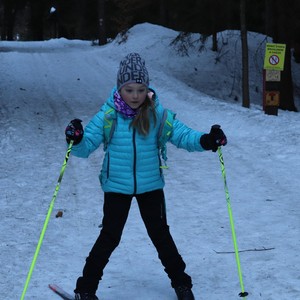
138, 88, 146, 93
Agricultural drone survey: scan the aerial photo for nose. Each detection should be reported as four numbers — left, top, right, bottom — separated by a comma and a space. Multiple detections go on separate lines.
132, 90, 138, 98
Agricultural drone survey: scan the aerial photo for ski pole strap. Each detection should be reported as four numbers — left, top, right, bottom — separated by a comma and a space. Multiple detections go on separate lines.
20, 140, 74, 300
158, 109, 175, 167
103, 108, 117, 151
217, 147, 248, 298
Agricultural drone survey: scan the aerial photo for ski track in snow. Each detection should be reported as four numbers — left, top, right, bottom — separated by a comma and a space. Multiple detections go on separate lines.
1, 24, 300, 299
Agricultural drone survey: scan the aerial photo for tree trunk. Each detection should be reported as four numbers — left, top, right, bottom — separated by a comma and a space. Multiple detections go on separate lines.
159, 0, 168, 26
274, 0, 297, 111
279, 44, 297, 111
210, 1, 218, 51
265, 0, 275, 38
29, 0, 45, 41
98, 0, 107, 45
240, 0, 250, 108
212, 32, 218, 51
2, 0, 16, 40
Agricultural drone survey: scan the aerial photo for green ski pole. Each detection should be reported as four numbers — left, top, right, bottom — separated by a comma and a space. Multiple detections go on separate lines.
217, 146, 248, 298
20, 140, 74, 300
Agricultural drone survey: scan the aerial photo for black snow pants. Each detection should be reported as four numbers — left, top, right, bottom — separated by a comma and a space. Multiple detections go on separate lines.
75, 189, 192, 294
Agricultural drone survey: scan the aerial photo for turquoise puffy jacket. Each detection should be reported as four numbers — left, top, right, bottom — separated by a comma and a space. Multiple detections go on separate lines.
71, 87, 206, 194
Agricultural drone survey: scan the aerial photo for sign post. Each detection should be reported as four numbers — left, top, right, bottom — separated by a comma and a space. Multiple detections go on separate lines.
263, 43, 286, 115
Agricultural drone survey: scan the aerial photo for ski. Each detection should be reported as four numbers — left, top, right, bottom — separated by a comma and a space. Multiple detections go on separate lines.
49, 284, 75, 300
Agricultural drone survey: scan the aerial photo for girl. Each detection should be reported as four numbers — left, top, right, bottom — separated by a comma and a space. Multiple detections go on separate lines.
65, 53, 227, 300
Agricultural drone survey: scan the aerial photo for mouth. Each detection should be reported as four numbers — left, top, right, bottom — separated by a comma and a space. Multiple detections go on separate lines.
129, 101, 140, 105
128, 101, 141, 109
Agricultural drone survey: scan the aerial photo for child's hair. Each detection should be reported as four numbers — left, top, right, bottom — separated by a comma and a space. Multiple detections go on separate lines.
131, 94, 157, 136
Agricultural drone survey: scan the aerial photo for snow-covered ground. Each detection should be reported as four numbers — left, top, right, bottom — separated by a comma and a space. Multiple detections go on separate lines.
1, 23, 300, 300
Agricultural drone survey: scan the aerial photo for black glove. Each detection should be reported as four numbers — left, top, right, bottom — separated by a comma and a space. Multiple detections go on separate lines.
65, 118, 84, 145
200, 124, 227, 152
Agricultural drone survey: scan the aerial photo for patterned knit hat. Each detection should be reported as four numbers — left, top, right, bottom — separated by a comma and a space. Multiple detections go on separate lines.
117, 53, 149, 90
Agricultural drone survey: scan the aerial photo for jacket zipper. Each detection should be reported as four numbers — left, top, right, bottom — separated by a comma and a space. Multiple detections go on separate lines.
107, 152, 110, 179
133, 128, 137, 194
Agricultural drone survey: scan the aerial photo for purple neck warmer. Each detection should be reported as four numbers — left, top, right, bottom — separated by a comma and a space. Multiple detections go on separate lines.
114, 91, 138, 119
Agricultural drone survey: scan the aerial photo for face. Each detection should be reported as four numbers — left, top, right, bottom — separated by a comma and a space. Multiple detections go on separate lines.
119, 83, 148, 109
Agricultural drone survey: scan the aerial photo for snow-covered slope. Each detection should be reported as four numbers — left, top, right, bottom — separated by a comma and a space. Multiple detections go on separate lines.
1, 23, 300, 299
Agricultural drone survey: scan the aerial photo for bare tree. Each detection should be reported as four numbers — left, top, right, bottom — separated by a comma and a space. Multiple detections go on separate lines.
1, 0, 18, 40
28, 0, 46, 41
159, 0, 168, 26
240, 0, 250, 108
265, 0, 297, 111
97, 0, 106, 45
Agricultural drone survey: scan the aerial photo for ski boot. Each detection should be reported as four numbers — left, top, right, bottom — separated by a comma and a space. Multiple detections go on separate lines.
74, 292, 99, 300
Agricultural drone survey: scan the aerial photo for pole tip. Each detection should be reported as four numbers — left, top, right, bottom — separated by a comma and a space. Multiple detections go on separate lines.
239, 291, 249, 297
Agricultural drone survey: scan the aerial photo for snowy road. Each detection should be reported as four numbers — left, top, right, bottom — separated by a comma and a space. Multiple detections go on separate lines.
1, 24, 300, 300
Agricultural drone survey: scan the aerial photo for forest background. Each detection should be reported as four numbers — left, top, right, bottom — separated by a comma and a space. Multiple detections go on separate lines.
1, 0, 300, 111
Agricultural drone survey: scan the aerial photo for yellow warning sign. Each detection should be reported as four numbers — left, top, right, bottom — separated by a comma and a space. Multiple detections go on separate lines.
264, 43, 286, 71
265, 91, 280, 106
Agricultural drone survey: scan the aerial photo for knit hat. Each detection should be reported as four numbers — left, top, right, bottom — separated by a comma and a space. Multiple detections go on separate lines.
117, 53, 149, 90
